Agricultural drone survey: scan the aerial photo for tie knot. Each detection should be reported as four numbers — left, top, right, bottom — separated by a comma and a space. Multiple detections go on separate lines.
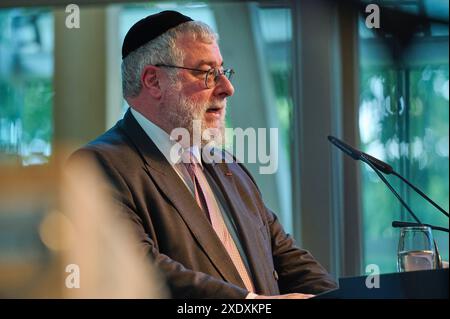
181, 149, 201, 166
182, 150, 202, 179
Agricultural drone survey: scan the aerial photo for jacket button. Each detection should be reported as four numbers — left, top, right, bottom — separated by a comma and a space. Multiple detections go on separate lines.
273, 270, 279, 281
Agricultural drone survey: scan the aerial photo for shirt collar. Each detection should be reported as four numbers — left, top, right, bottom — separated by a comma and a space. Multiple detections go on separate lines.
130, 107, 203, 167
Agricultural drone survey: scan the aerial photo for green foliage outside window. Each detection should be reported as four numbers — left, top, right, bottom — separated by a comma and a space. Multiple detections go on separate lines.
0, 9, 53, 165
360, 65, 449, 273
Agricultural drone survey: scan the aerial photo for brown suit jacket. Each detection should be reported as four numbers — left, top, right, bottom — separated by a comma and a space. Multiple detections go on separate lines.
72, 108, 337, 298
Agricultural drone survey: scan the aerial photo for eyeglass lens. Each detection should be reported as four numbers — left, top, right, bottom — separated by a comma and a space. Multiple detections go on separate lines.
205, 68, 233, 88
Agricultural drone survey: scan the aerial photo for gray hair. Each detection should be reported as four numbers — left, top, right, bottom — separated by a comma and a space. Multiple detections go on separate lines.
121, 21, 218, 98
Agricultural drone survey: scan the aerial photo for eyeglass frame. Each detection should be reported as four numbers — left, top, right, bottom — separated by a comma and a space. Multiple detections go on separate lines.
155, 64, 235, 89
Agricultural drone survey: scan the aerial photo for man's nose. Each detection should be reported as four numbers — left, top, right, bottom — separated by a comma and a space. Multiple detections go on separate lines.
213, 75, 235, 98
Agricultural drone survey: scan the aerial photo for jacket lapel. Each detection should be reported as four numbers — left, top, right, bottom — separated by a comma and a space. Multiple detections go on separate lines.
204, 161, 276, 294
118, 109, 245, 288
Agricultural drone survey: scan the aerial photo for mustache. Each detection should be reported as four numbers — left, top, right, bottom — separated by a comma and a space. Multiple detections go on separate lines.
204, 99, 227, 111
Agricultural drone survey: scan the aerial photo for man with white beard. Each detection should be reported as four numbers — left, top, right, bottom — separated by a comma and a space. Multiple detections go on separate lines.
72, 10, 337, 299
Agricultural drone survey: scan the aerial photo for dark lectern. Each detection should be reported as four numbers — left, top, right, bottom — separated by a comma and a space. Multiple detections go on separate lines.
315, 269, 448, 299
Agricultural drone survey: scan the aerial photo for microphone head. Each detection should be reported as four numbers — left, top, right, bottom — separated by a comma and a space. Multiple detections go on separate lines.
328, 135, 394, 175
362, 153, 394, 174
327, 135, 361, 160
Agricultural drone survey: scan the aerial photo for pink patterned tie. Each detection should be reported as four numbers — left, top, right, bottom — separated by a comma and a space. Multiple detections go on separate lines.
183, 151, 255, 292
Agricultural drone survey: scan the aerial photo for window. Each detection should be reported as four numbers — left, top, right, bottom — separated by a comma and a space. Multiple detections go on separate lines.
0, 8, 53, 166
256, 7, 293, 232
359, 2, 449, 273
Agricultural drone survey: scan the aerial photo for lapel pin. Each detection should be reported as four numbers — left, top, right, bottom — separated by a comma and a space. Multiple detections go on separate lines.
225, 172, 233, 176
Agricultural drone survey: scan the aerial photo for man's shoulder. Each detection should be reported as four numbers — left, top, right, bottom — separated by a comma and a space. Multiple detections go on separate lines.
71, 120, 138, 167
87, 123, 128, 150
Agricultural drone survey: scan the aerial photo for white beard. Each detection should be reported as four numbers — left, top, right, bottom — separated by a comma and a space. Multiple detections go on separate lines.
162, 83, 226, 148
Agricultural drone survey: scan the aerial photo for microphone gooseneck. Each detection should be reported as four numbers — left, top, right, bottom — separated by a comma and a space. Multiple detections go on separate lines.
392, 171, 449, 218
329, 135, 449, 269
392, 221, 449, 233
328, 135, 449, 218
360, 153, 422, 224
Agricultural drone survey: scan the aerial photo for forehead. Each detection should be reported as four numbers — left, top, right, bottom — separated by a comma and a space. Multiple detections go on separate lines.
177, 34, 222, 66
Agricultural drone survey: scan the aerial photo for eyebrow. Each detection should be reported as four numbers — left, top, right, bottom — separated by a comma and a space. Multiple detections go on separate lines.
195, 60, 224, 68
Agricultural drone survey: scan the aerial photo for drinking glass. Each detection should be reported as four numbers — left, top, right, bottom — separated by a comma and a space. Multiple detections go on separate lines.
397, 226, 436, 272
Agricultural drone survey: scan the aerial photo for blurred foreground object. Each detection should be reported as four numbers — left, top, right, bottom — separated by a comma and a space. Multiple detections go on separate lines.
0, 152, 167, 298
0, 166, 59, 297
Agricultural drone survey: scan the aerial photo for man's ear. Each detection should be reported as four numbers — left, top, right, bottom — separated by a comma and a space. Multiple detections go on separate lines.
141, 65, 162, 99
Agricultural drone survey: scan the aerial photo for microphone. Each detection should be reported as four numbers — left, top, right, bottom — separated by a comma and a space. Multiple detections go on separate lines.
328, 135, 449, 218
327, 135, 393, 174
328, 135, 448, 269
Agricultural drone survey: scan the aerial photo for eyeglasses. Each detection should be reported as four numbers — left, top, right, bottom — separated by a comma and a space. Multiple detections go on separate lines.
155, 64, 235, 89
